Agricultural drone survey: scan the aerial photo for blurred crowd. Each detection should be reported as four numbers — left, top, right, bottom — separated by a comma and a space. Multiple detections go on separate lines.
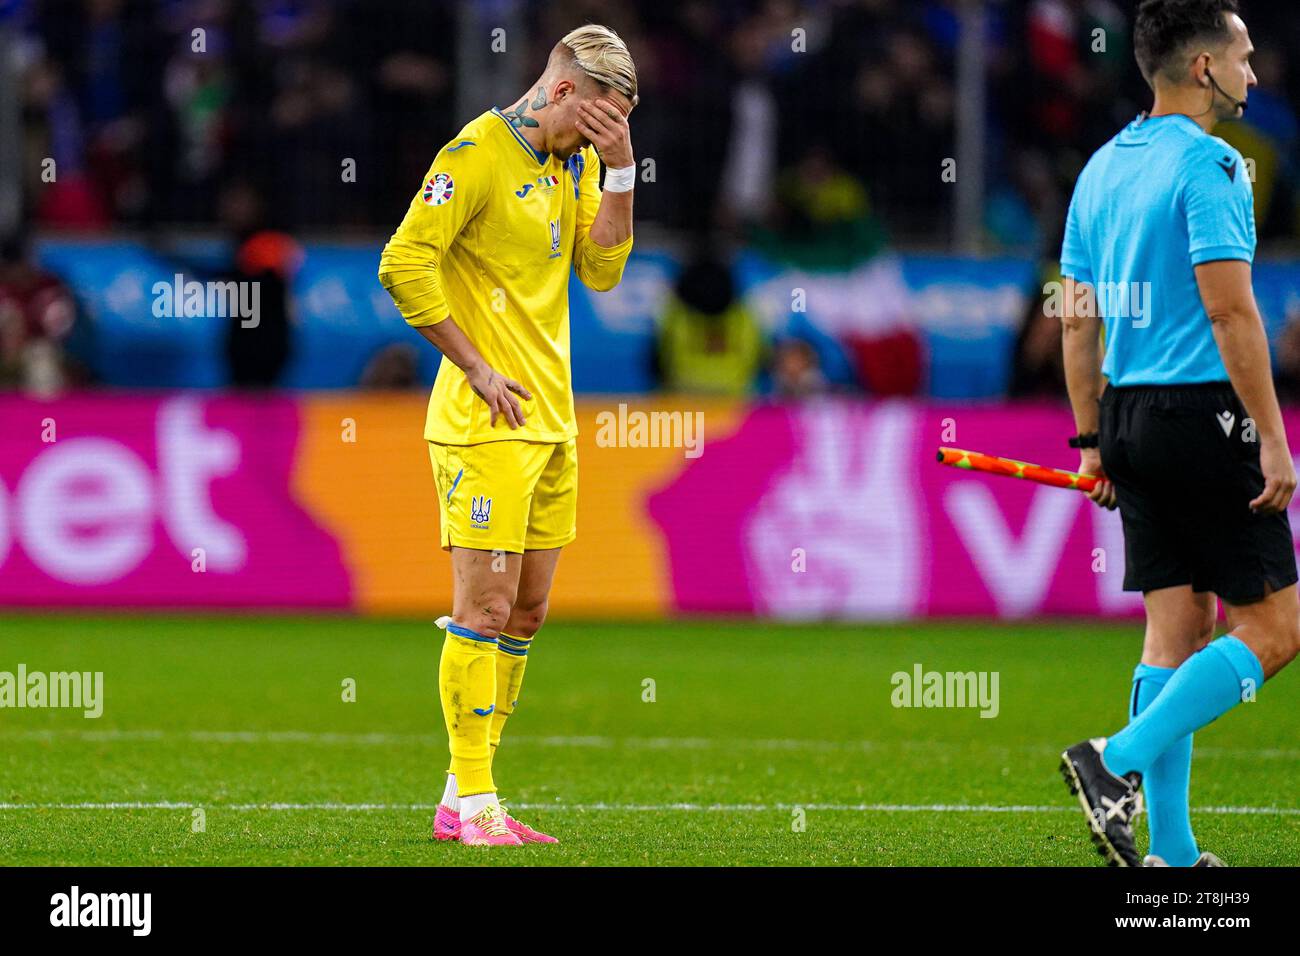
9, 0, 1296, 244
3, 0, 1300, 397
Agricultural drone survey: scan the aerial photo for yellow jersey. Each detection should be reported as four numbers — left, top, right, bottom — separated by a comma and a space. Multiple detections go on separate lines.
378, 109, 633, 445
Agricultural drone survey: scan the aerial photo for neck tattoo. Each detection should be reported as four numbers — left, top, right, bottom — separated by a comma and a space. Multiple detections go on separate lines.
503, 86, 547, 129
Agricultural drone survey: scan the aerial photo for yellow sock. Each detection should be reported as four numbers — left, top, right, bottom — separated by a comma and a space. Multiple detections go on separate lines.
438, 623, 498, 796
489, 633, 532, 762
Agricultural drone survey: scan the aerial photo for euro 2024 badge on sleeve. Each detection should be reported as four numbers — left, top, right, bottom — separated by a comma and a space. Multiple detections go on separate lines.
422, 172, 454, 206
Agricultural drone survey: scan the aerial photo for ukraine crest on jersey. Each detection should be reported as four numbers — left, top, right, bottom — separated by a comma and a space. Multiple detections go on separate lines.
470, 495, 492, 529
549, 218, 561, 258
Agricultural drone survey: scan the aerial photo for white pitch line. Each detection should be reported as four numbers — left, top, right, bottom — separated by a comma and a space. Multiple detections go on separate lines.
1, 801, 1298, 815
3, 728, 1299, 760
0, 729, 856, 749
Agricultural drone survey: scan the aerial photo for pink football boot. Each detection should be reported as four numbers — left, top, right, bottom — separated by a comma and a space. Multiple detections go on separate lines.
501, 806, 559, 844
459, 804, 523, 847
432, 804, 461, 841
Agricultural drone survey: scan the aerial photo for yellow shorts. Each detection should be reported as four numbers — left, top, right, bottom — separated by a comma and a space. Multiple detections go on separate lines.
429, 439, 578, 553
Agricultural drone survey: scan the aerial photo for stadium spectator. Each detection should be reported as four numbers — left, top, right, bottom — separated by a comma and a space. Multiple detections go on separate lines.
1272, 300, 1300, 404
360, 342, 421, 391
1213, 44, 1298, 239
751, 144, 886, 269
656, 251, 765, 395
221, 184, 301, 388
770, 337, 828, 399
0, 233, 79, 395
1009, 263, 1068, 398
23, 57, 110, 229
716, 7, 786, 230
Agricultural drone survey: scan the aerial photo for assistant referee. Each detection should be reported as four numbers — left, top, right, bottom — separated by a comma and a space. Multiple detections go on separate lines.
1056, 0, 1300, 868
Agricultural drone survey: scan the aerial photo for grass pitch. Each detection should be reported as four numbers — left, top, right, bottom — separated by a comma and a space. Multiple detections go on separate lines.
1, 616, 1298, 866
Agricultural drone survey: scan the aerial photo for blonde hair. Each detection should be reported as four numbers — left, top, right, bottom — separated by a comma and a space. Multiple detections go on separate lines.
557, 24, 639, 106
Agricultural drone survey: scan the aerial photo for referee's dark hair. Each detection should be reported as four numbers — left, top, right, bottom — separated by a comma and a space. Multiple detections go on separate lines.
1134, 0, 1239, 86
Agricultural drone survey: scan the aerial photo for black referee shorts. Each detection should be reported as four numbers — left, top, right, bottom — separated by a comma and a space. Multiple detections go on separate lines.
1098, 382, 1297, 604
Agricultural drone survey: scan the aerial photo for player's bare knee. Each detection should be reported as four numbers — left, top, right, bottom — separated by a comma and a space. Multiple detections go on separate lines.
460, 597, 514, 638
508, 598, 549, 639
483, 597, 514, 636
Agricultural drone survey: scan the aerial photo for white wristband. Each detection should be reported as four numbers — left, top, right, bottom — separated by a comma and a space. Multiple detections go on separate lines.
603, 165, 636, 193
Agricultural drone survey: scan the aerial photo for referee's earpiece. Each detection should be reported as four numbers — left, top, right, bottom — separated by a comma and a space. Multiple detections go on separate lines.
1205, 67, 1249, 114
1197, 53, 1212, 88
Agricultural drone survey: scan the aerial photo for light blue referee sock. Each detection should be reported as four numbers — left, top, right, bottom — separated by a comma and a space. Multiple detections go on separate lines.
1130, 663, 1199, 867
1104, 636, 1263, 780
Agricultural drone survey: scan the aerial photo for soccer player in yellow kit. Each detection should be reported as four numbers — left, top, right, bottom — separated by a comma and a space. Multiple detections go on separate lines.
378, 25, 637, 847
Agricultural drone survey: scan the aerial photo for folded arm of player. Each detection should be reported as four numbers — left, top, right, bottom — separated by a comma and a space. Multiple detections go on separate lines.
573, 97, 634, 291
1060, 276, 1117, 510
1198, 259, 1296, 514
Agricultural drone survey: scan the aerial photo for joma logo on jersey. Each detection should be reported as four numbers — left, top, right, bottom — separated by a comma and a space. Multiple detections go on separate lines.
515, 174, 560, 199
548, 218, 561, 258
470, 496, 492, 528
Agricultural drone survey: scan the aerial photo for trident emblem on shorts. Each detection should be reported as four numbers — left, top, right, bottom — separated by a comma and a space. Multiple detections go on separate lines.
470, 496, 492, 527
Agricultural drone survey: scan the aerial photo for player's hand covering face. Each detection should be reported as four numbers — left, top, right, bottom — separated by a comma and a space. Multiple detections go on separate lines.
576, 97, 634, 169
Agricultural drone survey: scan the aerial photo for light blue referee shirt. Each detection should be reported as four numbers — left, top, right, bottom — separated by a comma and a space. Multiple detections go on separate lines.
1060, 112, 1256, 386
